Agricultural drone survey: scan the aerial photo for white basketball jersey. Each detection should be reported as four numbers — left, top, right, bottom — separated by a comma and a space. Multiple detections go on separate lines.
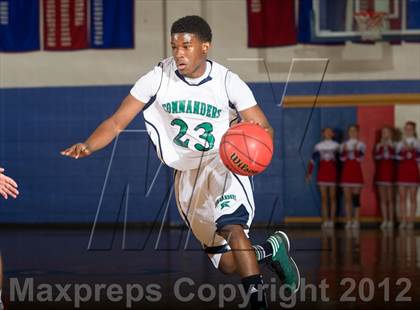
139, 57, 239, 171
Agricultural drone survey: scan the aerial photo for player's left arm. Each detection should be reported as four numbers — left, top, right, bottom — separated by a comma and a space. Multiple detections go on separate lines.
239, 105, 274, 141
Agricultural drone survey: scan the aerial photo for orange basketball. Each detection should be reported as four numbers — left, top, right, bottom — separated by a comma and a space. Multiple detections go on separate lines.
219, 122, 273, 176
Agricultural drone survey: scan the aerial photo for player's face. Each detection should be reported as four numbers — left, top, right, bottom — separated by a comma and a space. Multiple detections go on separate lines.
348, 126, 359, 139
171, 33, 210, 78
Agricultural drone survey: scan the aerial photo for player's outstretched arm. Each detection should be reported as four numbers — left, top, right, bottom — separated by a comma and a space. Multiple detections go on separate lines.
238, 105, 274, 141
61, 95, 145, 159
0, 167, 19, 199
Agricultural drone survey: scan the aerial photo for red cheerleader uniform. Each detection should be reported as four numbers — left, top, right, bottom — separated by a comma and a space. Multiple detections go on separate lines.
308, 140, 339, 186
395, 137, 420, 186
339, 139, 366, 187
374, 142, 395, 186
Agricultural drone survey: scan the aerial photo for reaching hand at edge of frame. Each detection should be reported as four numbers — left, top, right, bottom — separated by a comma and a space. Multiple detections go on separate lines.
0, 167, 19, 199
60, 143, 92, 159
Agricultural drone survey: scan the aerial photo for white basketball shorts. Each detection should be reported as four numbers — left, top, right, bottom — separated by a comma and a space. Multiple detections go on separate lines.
174, 154, 255, 268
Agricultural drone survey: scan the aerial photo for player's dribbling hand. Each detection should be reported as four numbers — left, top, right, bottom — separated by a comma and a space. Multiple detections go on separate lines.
60, 143, 92, 159
0, 167, 19, 199
241, 119, 270, 133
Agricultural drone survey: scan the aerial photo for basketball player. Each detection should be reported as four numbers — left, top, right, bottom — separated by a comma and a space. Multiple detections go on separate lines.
0, 167, 20, 310
61, 16, 299, 309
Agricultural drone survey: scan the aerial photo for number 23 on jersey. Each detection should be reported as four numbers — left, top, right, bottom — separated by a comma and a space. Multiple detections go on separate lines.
171, 118, 215, 151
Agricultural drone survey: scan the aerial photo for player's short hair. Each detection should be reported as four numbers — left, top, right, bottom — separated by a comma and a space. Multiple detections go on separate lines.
171, 15, 212, 43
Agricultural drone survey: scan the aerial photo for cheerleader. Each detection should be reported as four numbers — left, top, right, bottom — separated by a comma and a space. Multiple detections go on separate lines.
339, 125, 366, 230
374, 127, 396, 229
395, 121, 420, 230
306, 128, 339, 228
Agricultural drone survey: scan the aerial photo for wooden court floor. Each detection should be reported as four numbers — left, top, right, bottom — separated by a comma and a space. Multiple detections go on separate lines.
1, 226, 419, 309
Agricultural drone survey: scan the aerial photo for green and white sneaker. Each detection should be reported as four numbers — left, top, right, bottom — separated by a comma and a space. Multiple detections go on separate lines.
267, 231, 300, 296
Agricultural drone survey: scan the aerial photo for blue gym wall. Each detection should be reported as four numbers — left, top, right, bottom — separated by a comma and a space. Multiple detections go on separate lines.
0, 81, 418, 224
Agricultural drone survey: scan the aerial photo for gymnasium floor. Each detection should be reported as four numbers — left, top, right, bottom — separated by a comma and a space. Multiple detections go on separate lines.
1, 226, 419, 309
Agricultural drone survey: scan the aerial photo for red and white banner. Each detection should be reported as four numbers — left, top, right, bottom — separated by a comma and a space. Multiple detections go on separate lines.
43, 0, 88, 50
247, 0, 297, 47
